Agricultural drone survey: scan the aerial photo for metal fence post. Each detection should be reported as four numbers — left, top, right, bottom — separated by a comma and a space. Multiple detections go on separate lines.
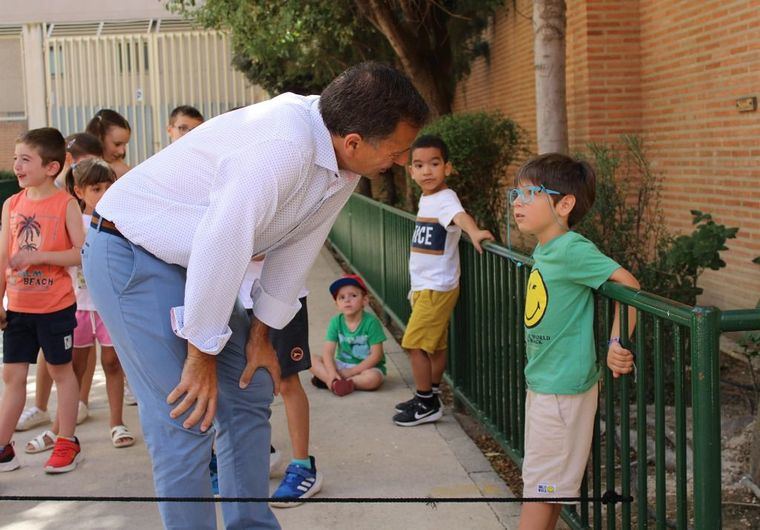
690, 306, 721, 530
379, 207, 386, 301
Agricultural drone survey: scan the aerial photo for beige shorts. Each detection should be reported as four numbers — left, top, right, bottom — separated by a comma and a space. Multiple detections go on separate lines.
522, 384, 598, 503
401, 287, 459, 353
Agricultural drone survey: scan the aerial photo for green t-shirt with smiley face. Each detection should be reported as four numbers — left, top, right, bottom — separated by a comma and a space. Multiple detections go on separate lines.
523, 231, 620, 394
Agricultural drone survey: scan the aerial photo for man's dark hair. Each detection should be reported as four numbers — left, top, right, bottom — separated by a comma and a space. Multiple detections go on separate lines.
515, 153, 597, 228
17, 127, 66, 176
320, 62, 429, 142
169, 105, 204, 124
410, 134, 449, 163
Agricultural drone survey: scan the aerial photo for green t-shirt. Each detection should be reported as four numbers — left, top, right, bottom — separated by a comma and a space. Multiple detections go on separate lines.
523, 231, 620, 394
326, 311, 387, 375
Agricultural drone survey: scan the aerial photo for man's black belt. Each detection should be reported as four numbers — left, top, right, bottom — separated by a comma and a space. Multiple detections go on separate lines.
91, 211, 125, 239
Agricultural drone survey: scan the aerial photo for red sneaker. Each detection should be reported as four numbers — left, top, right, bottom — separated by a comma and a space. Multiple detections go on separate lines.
0, 442, 20, 472
331, 378, 355, 397
44, 436, 82, 474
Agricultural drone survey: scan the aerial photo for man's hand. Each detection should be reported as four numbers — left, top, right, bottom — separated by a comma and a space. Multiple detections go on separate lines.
607, 341, 634, 379
470, 229, 495, 254
240, 317, 281, 395
167, 344, 218, 432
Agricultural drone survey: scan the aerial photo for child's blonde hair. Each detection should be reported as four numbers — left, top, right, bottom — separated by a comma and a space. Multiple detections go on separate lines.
65, 158, 115, 210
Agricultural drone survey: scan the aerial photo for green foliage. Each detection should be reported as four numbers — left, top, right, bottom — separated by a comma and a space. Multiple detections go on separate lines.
168, 0, 502, 109
738, 257, 760, 410
659, 210, 739, 303
417, 112, 528, 238
0, 170, 15, 180
577, 136, 738, 307
169, 0, 391, 94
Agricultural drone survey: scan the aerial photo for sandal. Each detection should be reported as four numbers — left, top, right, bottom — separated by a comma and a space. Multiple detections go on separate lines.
110, 425, 135, 448
25, 430, 56, 454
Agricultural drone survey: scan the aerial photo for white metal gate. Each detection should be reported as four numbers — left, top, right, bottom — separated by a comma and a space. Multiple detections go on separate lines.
44, 28, 264, 166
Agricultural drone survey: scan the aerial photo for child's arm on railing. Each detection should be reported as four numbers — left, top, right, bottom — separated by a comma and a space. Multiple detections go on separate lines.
452, 212, 494, 254
338, 343, 383, 378
606, 267, 640, 378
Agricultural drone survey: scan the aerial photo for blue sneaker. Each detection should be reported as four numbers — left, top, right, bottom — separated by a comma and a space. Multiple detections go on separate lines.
270, 456, 323, 508
209, 452, 219, 497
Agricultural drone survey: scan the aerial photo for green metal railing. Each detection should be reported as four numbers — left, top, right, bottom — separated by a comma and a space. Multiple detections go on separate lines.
328, 193, 760, 529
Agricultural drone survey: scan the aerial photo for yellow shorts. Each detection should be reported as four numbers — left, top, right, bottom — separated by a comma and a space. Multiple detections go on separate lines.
521, 384, 598, 503
401, 287, 460, 353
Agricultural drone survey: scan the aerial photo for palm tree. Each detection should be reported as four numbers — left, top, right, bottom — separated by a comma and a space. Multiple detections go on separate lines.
17, 213, 41, 251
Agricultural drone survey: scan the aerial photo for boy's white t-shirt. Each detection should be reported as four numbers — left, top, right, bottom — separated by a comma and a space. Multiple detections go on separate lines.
70, 213, 95, 310
408, 188, 465, 292
238, 260, 309, 310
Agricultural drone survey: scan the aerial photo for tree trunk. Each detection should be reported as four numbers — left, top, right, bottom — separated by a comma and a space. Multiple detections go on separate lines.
533, 0, 569, 154
354, 0, 452, 117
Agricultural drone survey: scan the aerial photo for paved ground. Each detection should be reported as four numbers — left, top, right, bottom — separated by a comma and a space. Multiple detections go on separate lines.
0, 247, 519, 529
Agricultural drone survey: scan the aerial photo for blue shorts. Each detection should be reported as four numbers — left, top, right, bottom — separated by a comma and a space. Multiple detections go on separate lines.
3, 304, 77, 365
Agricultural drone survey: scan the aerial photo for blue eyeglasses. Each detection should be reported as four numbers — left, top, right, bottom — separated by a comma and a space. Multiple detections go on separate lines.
507, 185, 562, 205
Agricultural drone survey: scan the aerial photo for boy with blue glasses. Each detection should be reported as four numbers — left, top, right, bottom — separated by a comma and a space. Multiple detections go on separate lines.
509, 153, 638, 529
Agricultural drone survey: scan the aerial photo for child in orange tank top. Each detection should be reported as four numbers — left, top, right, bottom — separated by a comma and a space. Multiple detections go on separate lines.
0, 128, 86, 474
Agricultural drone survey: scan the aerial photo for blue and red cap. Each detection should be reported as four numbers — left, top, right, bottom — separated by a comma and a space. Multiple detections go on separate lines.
329, 274, 368, 299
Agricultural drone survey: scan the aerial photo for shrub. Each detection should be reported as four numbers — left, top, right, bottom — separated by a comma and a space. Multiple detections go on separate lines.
0, 170, 15, 181
577, 136, 739, 404
416, 112, 528, 238
577, 135, 738, 307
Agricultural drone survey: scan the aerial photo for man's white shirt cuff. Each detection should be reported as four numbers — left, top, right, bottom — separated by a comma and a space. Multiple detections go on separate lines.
170, 306, 233, 355
250, 279, 301, 330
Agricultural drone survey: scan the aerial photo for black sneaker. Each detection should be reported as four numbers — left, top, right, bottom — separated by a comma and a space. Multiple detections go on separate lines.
394, 394, 443, 414
393, 397, 442, 427
310, 376, 328, 390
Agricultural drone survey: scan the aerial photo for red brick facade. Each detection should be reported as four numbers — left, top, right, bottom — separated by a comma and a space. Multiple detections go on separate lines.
0, 121, 27, 173
454, 0, 760, 310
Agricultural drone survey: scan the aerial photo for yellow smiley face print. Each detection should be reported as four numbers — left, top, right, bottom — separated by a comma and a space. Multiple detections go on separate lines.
524, 269, 548, 328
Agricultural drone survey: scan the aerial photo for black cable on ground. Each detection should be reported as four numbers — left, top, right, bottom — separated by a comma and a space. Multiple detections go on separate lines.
0, 492, 634, 505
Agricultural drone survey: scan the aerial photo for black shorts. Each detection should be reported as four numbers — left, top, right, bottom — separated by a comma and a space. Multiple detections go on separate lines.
247, 297, 311, 378
3, 304, 77, 365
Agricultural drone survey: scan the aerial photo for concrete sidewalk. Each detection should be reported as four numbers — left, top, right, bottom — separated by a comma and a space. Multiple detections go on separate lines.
0, 246, 518, 529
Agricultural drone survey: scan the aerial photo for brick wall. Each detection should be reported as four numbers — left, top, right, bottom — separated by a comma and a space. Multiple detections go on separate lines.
637, 0, 760, 309
453, 0, 760, 310
452, 1, 537, 152
0, 121, 27, 172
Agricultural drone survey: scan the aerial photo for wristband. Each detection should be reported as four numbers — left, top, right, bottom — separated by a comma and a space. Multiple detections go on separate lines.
607, 336, 620, 346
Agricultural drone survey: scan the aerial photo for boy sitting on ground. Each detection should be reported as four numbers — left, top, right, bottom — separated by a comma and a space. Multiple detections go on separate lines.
310, 275, 386, 396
